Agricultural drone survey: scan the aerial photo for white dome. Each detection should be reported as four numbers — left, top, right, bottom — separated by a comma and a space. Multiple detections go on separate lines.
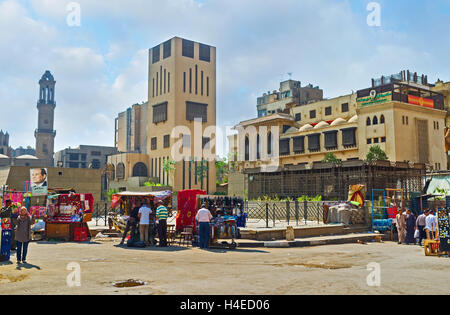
299, 124, 313, 132
284, 127, 299, 134
348, 115, 358, 123
16, 155, 38, 160
314, 121, 329, 129
0, 154, 9, 159
330, 118, 347, 126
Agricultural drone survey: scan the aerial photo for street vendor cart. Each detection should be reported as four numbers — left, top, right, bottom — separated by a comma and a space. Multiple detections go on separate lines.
195, 195, 246, 250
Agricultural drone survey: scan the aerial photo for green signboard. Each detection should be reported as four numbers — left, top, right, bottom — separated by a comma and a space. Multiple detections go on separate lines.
358, 91, 392, 107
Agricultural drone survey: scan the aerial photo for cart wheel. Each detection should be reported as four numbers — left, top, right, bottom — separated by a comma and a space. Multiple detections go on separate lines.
230, 242, 237, 250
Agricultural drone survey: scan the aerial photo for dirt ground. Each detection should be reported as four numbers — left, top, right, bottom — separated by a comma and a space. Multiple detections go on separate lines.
0, 239, 449, 295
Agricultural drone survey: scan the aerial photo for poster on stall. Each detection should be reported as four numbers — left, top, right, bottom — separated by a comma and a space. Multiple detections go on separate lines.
30, 168, 48, 196
438, 209, 450, 252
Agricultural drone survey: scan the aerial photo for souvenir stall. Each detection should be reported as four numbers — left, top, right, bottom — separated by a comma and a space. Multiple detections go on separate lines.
176, 189, 206, 234
45, 193, 94, 242
372, 188, 404, 239
424, 207, 450, 257
110, 191, 172, 243
196, 195, 247, 249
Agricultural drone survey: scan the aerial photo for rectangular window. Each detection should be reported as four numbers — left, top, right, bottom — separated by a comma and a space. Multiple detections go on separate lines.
189, 68, 192, 93
151, 137, 157, 150
195, 65, 198, 95
201, 71, 204, 95
152, 78, 155, 97
295, 113, 301, 122
182, 39, 194, 58
293, 136, 305, 153
164, 69, 166, 94
199, 43, 211, 62
325, 107, 332, 116
374, 138, 379, 144
152, 45, 160, 64
80, 154, 87, 161
186, 102, 208, 122
69, 154, 79, 161
168, 72, 170, 93
183, 135, 190, 148
308, 134, 320, 152
310, 110, 316, 119
183, 72, 186, 93
163, 40, 171, 59
342, 127, 357, 147
164, 135, 170, 148
367, 139, 372, 144
279, 139, 290, 156
91, 151, 101, 156
153, 102, 168, 123
324, 131, 338, 149
381, 137, 386, 143
156, 72, 158, 96
160, 66, 162, 95
341, 103, 349, 112
207, 77, 209, 97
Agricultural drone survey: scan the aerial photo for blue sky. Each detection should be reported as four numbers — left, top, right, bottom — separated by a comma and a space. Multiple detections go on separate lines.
0, 0, 449, 157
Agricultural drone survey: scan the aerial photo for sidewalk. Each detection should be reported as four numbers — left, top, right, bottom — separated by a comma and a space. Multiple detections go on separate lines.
234, 232, 380, 248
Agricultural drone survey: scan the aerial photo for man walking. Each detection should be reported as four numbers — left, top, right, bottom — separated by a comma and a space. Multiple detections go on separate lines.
156, 201, 168, 247
416, 210, 428, 246
425, 210, 438, 240
196, 204, 213, 249
138, 202, 152, 246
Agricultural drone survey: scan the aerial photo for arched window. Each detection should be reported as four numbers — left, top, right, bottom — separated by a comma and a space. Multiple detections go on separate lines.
116, 163, 125, 180
257, 134, 261, 160
245, 137, 250, 161
132, 162, 148, 177
373, 116, 378, 125
380, 115, 385, 124
366, 118, 371, 126
268, 132, 273, 155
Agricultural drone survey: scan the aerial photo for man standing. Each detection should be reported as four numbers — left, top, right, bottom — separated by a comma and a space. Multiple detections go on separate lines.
416, 210, 428, 246
138, 202, 152, 246
425, 210, 438, 240
404, 209, 416, 245
1, 199, 17, 251
120, 202, 140, 246
156, 201, 168, 247
196, 204, 213, 249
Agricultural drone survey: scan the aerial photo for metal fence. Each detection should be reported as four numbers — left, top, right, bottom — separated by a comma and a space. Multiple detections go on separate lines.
245, 200, 368, 228
92, 202, 114, 226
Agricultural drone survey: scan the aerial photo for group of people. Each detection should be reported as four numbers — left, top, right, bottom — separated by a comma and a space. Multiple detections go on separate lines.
1, 199, 36, 264
395, 208, 438, 246
119, 199, 169, 247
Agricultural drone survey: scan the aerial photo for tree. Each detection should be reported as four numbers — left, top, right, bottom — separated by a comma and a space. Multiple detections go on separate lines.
322, 152, 341, 165
366, 145, 388, 163
216, 157, 229, 185
163, 159, 176, 187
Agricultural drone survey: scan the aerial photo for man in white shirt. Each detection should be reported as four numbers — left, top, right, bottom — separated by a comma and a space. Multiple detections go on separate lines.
425, 210, 438, 240
138, 203, 152, 245
196, 204, 213, 249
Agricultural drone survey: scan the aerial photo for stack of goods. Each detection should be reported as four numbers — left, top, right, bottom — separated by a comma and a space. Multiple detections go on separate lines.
351, 208, 366, 225
199, 196, 247, 228
46, 194, 94, 223
337, 203, 352, 225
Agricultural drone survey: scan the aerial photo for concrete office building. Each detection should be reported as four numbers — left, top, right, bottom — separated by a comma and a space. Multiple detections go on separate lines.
109, 37, 217, 193
257, 80, 323, 117
54, 145, 118, 170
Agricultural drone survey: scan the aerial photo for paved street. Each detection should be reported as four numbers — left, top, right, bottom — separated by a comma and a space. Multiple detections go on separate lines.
0, 239, 448, 295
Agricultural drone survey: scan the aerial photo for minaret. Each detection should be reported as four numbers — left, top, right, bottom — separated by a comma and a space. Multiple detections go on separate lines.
35, 70, 56, 166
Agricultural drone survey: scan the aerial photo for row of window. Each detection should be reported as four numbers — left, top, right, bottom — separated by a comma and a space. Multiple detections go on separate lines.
433, 121, 440, 130
182, 39, 211, 62
244, 128, 357, 160
294, 103, 350, 122
367, 137, 386, 144
402, 116, 409, 125
183, 67, 210, 97
151, 134, 210, 151
152, 67, 171, 97
152, 101, 208, 124
67, 159, 101, 169
366, 115, 386, 126
152, 40, 172, 64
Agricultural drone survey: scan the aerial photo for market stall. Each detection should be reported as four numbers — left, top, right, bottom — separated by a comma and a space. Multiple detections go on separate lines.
196, 195, 247, 249
110, 191, 172, 245
45, 193, 94, 241
372, 188, 404, 238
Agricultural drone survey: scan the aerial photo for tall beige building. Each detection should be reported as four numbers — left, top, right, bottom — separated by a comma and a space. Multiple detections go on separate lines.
109, 37, 217, 193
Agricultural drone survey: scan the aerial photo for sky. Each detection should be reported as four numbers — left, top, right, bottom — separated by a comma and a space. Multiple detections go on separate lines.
0, 0, 449, 157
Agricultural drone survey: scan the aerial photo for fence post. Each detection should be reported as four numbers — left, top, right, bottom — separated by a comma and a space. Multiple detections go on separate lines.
272, 203, 276, 227
95, 203, 99, 226
286, 200, 290, 226
295, 200, 299, 226
104, 203, 108, 227
265, 203, 269, 228
304, 200, 308, 225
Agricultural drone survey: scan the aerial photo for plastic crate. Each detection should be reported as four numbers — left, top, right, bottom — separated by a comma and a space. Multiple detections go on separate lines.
74, 227, 87, 242
1, 230, 12, 261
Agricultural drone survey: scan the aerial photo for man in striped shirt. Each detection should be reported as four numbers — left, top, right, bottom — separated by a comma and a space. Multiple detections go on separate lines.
156, 201, 168, 247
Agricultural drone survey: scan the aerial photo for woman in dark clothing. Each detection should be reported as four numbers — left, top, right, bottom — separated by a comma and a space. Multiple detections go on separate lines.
15, 207, 35, 264
405, 209, 416, 245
